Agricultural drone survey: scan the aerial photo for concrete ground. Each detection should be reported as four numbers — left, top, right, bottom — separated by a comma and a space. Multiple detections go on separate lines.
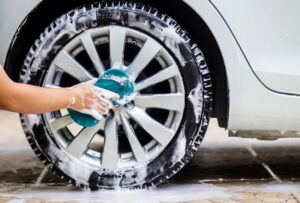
0, 110, 300, 202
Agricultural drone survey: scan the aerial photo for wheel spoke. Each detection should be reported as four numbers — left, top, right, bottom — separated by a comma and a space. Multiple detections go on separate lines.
102, 115, 119, 169
66, 122, 104, 158
53, 50, 93, 82
80, 32, 105, 75
135, 65, 179, 91
135, 93, 185, 112
50, 115, 73, 131
120, 110, 147, 163
129, 38, 161, 80
45, 84, 60, 89
110, 27, 126, 68
126, 107, 173, 146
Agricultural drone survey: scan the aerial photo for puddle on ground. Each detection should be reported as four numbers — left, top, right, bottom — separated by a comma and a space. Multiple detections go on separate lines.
0, 184, 231, 202
1, 182, 300, 203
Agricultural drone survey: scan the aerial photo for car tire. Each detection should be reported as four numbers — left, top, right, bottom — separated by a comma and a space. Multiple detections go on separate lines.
19, 0, 213, 189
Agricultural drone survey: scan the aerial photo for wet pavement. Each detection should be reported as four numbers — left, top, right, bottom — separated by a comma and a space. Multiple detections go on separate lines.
0, 110, 300, 202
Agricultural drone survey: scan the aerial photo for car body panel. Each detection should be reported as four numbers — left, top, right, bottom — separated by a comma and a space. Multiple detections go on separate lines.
184, 0, 300, 131
1, 0, 300, 132
211, 0, 300, 96
0, 0, 41, 65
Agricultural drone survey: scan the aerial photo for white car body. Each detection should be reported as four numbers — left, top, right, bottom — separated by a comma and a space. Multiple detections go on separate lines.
1, 0, 300, 133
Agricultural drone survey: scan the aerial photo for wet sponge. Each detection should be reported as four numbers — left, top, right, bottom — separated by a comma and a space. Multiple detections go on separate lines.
68, 69, 135, 127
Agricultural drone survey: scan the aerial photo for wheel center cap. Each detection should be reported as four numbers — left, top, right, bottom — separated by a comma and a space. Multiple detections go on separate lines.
68, 68, 135, 127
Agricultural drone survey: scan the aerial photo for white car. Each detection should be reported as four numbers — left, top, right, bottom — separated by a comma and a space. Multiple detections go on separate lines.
1, 0, 300, 189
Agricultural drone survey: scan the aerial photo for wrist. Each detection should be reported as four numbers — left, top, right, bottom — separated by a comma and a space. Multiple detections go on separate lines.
65, 88, 75, 108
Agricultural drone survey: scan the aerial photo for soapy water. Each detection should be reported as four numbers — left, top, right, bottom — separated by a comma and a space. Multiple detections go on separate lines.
188, 83, 203, 124
101, 75, 129, 86
1, 184, 231, 203
3, 182, 300, 202
1, 145, 300, 202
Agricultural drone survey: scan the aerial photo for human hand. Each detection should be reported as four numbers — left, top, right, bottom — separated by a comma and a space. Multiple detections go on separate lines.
68, 80, 119, 120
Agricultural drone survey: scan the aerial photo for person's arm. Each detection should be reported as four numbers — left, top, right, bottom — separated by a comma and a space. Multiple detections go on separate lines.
0, 65, 119, 119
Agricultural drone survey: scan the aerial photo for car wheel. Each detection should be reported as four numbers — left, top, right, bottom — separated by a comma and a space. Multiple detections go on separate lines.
19, 1, 212, 189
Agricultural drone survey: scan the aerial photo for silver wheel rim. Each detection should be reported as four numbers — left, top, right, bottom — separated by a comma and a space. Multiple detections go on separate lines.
43, 26, 185, 169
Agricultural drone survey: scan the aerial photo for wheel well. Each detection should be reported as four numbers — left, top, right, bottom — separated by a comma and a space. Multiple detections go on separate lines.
4, 0, 229, 128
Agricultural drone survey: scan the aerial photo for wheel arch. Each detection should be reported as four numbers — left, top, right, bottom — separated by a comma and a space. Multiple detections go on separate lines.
4, 0, 229, 128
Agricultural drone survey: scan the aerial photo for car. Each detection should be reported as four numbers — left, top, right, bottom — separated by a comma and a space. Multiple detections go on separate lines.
1, 0, 300, 189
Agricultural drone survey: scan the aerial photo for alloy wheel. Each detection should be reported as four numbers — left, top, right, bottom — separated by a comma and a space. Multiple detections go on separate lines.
43, 26, 185, 169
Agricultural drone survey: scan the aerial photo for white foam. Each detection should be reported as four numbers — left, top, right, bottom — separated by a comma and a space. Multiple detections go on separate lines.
188, 83, 203, 124
102, 75, 129, 86
170, 126, 186, 164
0, 184, 231, 203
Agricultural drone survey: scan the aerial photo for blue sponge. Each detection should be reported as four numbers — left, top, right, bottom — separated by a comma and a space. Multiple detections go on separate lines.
68, 69, 135, 127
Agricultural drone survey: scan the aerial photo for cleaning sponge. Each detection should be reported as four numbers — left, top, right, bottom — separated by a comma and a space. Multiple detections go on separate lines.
68, 69, 135, 127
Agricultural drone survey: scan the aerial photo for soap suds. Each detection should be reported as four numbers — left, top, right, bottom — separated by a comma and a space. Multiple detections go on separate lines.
170, 126, 186, 164
0, 184, 231, 203
46, 139, 95, 187
117, 93, 136, 106
125, 13, 188, 67
102, 75, 129, 86
188, 83, 203, 124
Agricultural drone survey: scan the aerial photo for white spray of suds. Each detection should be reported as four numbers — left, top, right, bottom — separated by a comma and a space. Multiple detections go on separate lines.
7, 199, 24, 203
26, 114, 41, 127
188, 83, 203, 124
70, 97, 76, 107
117, 93, 136, 106
170, 126, 186, 164
21, 10, 97, 83
124, 13, 187, 67
47, 141, 95, 187
0, 183, 231, 202
102, 75, 129, 85
81, 103, 104, 121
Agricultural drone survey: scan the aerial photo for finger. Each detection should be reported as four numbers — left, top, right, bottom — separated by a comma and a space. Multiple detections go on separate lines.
94, 87, 120, 100
88, 91, 112, 108
113, 93, 120, 100
103, 89, 119, 100
98, 102, 113, 112
84, 98, 95, 109
97, 104, 109, 114
98, 99, 112, 108
102, 90, 119, 100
